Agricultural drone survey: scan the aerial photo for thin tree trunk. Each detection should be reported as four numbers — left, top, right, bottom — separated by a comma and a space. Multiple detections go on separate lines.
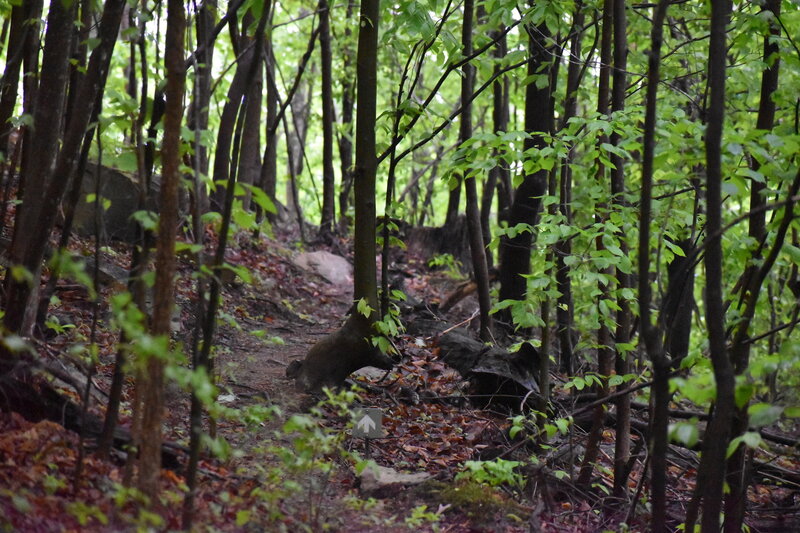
637, 1, 670, 530
610, 0, 632, 504
0, 0, 39, 158
555, 2, 586, 375
210, 34, 256, 212
318, 0, 336, 237
459, 0, 492, 341
337, 1, 356, 229
497, 10, 554, 327
188, 0, 216, 215
723, 2, 781, 528
134, 0, 185, 498
259, 31, 279, 222
238, 68, 263, 211
353, 0, 380, 315
685, 1, 735, 531
480, 21, 509, 268
578, 0, 614, 488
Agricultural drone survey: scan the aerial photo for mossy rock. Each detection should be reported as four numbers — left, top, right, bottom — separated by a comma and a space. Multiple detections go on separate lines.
420, 480, 528, 527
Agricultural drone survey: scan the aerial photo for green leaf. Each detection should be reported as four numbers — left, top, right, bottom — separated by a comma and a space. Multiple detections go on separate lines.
356, 298, 373, 318
735, 382, 755, 409
783, 244, 800, 266
131, 210, 159, 231
727, 432, 764, 458
669, 420, 699, 447
236, 510, 251, 526
784, 407, 800, 418
748, 403, 783, 428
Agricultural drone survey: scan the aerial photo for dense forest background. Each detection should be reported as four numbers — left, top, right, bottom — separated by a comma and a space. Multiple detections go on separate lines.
0, 0, 799, 531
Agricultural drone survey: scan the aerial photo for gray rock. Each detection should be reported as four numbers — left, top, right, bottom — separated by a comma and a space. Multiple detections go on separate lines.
359, 464, 432, 498
293, 251, 353, 287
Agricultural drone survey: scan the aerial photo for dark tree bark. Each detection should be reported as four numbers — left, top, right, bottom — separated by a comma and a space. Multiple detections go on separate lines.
578, 0, 614, 488
187, 0, 216, 215
497, 12, 554, 327
259, 30, 279, 222
318, 0, 336, 237
610, 0, 633, 503
555, 2, 587, 375
459, 0, 492, 341
34, 0, 98, 330
445, 173, 461, 227
480, 20, 510, 268
351, 0, 380, 317
134, 0, 185, 497
211, 9, 275, 213
64, 0, 93, 139
0, 0, 40, 157
236, 15, 263, 212
685, 1, 735, 531
6, 0, 72, 283
12, 0, 73, 224
637, 1, 670, 530
3, 0, 125, 337
723, 2, 781, 528
337, 1, 356, 229
293, 0, 393, 392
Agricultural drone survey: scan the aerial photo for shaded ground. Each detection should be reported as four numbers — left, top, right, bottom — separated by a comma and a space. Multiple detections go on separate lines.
1, 224, 799, 531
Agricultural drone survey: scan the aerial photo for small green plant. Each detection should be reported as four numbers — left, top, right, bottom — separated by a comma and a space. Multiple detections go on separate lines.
457, 458, 525, 490
44, 315, 75, 335
65, 502, 109, 528
428, 253, 464, 279
405, 504, 442, 529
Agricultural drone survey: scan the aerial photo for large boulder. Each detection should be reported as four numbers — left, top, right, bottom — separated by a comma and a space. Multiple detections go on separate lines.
71, 164, 160, 242
293, 251, 353, 287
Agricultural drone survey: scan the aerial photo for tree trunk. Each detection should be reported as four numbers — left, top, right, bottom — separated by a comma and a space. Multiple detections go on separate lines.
337, 1, 356, 230
3, 0, 125, 338
555, 2, 586, 375
685, 1, 735, 531
459, 0, 492, 341
134, 0, 185, 498
293, 0, 393, 392
0, 0, 40, 158
187, 0, 216, 216
637, 1, 670, 530
497, 13, 554, 327
259, 32, 279, 222
210, 40, 255, 212
237, 68, 263, 211
318, 0, 336, 238
236, 16, 263, 212
723, 2, 781, 528
578, 0, 614, 488
480, 21, 510, 269
610, 0, 632, 504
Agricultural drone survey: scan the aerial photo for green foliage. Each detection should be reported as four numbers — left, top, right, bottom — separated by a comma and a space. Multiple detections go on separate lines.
65, 502, 109, 527
427, 253, 464, 279
405, 504, 442, 529
457, 458, 524, 490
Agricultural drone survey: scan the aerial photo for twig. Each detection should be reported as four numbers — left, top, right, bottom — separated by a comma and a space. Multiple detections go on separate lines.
438, 309, 480, 336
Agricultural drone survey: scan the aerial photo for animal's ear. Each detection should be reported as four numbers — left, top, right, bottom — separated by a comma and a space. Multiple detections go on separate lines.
285, 359, 304, 378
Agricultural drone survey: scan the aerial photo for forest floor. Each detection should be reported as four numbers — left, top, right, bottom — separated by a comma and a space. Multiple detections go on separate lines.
1, 222, 799, 532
